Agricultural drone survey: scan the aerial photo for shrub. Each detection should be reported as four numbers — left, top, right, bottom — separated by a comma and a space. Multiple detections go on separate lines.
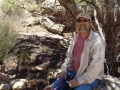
1, 0, 22, 15
0, 20, 17, 64
18, 50, 29, 65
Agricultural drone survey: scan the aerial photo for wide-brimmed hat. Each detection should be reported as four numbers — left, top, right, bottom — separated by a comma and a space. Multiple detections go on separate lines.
76, 13, 91, 20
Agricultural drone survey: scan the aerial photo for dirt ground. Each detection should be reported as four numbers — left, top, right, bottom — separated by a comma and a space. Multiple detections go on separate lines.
1, 12, 74, 87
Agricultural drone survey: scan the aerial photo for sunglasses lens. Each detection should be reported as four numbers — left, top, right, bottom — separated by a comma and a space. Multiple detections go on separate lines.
77, 19, 88, 23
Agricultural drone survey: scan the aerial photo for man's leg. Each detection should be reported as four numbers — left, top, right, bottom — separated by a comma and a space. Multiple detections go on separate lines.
57, 80, 70, 90
51, 78, 61, 89
51, 78, 70, 90
75, 79, 99, 90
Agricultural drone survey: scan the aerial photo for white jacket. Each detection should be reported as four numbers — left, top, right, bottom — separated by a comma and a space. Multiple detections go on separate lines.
61, 30, 106, 85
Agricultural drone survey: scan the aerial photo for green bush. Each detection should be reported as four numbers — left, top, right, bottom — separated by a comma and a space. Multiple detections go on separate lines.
0, 21, 17, 64
1, 0, 22, 15
75, 0, 81, 4
18, 50, 29, 65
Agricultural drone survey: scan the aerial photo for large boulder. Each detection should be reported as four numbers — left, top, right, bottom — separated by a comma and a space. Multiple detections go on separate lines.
0, 83, 11, 90
41, 16, 65, 35
10, 79, 27, 90
94, 75, 120, 90
0, 73, 9, 83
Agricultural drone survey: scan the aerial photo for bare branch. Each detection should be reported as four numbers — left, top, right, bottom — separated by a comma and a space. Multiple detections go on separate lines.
91, 0, 105, 29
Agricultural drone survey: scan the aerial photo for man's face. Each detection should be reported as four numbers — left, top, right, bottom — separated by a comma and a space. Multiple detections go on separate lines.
76, 17, 90, 34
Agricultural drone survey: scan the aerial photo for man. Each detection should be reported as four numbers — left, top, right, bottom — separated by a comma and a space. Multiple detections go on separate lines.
50, 13, 106, 90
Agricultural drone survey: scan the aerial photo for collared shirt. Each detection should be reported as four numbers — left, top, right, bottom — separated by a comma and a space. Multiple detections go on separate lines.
61, 30, 106, 85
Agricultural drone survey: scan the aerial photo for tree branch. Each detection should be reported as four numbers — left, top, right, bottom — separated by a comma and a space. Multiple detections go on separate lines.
91, 0, 105, 30
58, 0, 79, 16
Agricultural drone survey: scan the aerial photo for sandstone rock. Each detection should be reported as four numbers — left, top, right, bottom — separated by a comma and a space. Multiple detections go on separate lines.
41, 0, 66, 16
94, 75, 120, 90
10, 79, 27, 90
26, 79, 49, 90
41, 17, 65, 35
0, 83, 11, 90
0, 73, 9, 83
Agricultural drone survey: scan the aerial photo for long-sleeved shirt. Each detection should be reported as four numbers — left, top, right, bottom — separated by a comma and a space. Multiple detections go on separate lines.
61, 30, 106, 85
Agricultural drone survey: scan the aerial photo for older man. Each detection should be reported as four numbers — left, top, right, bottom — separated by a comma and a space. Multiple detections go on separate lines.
50, 13, 106, 90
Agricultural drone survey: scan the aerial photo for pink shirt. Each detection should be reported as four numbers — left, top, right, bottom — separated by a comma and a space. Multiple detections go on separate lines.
72, 35, 88, 72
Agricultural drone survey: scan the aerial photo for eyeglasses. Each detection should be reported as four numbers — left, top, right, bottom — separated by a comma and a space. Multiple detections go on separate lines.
77, 19, 89, 23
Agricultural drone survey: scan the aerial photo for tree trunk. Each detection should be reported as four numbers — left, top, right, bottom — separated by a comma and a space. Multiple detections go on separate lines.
92, 0, 120, 77
58, 0, 79, 16
105, 11, 117, 76
58, 0, 79, 33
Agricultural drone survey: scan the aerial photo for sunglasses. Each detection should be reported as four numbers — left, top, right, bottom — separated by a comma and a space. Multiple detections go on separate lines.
77, 19, 89, 23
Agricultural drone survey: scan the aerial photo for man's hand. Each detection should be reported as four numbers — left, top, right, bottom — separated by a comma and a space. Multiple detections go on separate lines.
58, 71, 66, 79
69, 78, 79, 88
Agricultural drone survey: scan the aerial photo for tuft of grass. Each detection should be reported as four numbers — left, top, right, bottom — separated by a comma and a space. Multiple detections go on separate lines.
18, 50, 29, 65
0, 20, 17, 64
1, 0, 22, 15
33, 4, 41, 12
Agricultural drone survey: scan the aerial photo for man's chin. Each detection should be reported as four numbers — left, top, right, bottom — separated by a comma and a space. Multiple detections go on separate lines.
78, 29, 86, 33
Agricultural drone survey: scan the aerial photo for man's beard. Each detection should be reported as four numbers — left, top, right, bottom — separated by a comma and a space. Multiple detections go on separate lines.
78, 25, 90, 34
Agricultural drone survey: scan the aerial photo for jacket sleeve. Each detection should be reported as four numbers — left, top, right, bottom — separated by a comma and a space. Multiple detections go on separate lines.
77, 41, 106, 85
61, 49, 71, 73
61, 37, 75, 73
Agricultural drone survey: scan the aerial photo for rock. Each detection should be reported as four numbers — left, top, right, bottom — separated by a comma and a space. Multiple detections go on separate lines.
9, 79, 49, 90
22, 16, 65, 35
28, 79, 48, 86
41, 17, 65, 35
10, 79, 27, 90
96, 75, 120, 90
26, 79, 49, 90
1, 74, 120, 90
26, 20, 40, 27
41, 0, 66, 16
0, 83, 11, 90
93, 85, 101, 90
43, 86, 52, 90
18, 64, 29, 72
0, 73, 9, 83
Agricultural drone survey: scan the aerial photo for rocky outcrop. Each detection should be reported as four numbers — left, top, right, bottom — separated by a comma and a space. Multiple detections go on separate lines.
23, 16, 65, 35
41, 17, 65, 35
10, 79, 27, 90
0, 72, 120, 90
94, 75, 120, 90
0, 73, 10, 90
0, 73, 9, 83
0, 83, 11, 90
41, 0, 66, 17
